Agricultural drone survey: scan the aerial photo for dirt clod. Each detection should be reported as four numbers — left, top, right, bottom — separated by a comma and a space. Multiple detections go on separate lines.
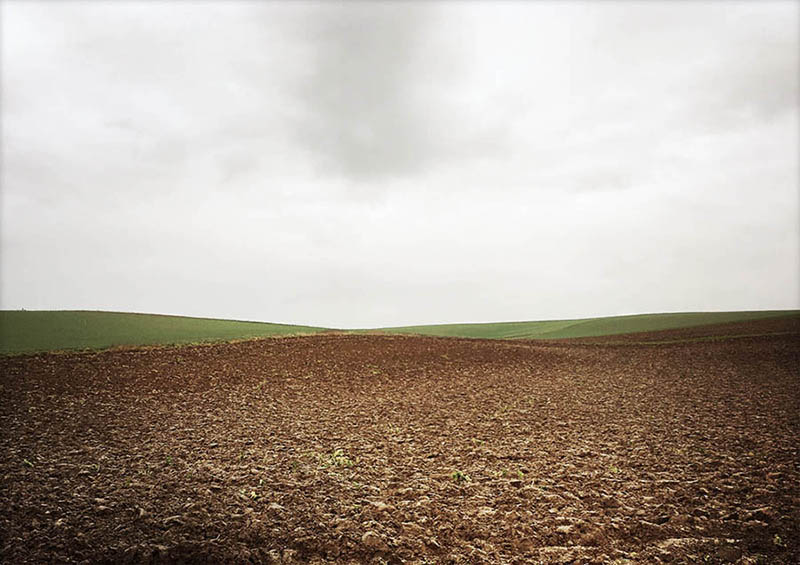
361, 531, 388, 551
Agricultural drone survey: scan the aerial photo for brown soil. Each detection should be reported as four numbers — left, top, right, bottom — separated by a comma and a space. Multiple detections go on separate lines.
1, 323, 798, 564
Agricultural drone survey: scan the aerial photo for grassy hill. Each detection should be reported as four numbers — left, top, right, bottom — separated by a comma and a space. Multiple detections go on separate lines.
2, 309, 797, 355
379, 310, 800, 340
0, 310, 328, 355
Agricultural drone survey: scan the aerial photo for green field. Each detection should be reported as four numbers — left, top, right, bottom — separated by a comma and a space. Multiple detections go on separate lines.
379, 310, 800, 340
0, 311, 328, 355
1, 309, 798, 355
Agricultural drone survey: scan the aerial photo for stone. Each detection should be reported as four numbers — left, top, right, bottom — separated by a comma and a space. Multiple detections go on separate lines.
747, 506, 773, 523
716, 545, 742, 562
601, 495, 620, 508
671, 514, 691, 527
401, 522, 425, 537
163, 515, 183, 526
362, 531, 388, 551
369, 501, 392, 513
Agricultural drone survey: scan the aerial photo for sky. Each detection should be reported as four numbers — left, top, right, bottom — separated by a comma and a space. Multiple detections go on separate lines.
1, 0, 798, 328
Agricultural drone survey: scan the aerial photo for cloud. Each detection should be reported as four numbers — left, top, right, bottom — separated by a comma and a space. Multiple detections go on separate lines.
289, 3, 439, 182
290, 3, 514, 185
688, 5, 799, 126
580, 1, 799, 130
1, 1, 797, 326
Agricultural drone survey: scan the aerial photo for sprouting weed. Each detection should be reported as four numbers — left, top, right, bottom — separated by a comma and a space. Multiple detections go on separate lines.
452, 470, 471, 483
320, 448, 354, 468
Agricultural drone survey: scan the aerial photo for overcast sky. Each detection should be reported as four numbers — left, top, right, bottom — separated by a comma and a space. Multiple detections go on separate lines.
1, 1, 798, 328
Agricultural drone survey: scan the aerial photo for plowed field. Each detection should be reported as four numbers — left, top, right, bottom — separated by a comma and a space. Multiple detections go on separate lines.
1, 320, 799, 564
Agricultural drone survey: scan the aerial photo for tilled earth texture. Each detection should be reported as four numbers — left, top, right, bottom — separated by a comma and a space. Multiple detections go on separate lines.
1, 318, 799, 564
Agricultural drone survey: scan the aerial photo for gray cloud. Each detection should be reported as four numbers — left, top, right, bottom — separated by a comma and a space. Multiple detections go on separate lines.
290, 3, 512, 184
581, 2, 799, 130
1, 1, 797, 327
290, 3, 441, 181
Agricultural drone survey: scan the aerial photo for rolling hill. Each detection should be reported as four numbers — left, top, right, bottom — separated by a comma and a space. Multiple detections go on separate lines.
378, 310, 800, 340
1, 309, 797, 355
0, 310, 328, 355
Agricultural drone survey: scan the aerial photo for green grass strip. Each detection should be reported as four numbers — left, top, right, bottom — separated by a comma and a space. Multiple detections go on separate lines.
0, 310, 328, 355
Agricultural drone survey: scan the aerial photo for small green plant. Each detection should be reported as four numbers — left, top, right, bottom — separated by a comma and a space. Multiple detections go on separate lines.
332, 449, 354, 467
165, 455, 173, 466
320, 448, 354, 468
494, 469, 524, 480
609, 465, 621, 474
452, 470, 470, 483
773, 534, 785, 547
22, 458, 34, 468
